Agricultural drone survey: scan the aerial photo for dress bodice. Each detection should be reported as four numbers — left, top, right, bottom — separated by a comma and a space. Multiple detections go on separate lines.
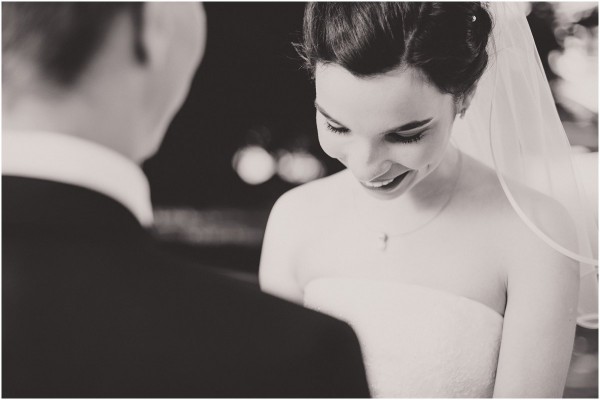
304, 277, 504, 398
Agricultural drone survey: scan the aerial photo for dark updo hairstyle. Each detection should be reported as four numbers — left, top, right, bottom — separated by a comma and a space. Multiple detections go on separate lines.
297, 2, 493, 100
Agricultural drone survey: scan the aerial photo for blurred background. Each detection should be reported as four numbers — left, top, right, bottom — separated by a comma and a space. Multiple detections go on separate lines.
143, 3, 598, 397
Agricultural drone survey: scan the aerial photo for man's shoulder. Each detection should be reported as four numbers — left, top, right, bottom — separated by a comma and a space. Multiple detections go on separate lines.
115, 250, 371, 397
4, 200, 370, 397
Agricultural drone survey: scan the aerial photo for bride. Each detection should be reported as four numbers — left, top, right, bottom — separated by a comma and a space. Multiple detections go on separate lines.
260, 2, 597, 398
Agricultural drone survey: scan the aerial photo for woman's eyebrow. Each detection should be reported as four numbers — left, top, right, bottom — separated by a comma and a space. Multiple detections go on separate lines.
387, 118, 433, 133
314, 102, 348, 127
315, 101, 432, 133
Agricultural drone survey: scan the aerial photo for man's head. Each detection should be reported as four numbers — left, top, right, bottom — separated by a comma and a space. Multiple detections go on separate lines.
3, 2, 206, 162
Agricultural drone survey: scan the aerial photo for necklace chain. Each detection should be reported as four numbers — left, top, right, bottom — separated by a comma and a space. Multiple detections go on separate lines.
353, 150, 463, 251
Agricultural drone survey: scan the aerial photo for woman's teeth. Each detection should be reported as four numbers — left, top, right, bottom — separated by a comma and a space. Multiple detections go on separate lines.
362, 178, 395, 188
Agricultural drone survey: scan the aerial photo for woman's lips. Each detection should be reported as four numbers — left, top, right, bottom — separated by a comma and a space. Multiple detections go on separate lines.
360, 170, 410, 191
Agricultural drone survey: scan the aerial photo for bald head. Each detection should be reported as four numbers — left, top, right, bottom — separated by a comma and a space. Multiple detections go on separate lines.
3, 2, 207, 163
2, 3, 146, 91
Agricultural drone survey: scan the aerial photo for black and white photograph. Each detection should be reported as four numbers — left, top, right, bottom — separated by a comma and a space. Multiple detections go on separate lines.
2, 2, 598, 397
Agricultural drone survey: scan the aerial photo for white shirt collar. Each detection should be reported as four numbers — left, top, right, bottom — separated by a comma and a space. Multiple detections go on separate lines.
3, 130, 154, 226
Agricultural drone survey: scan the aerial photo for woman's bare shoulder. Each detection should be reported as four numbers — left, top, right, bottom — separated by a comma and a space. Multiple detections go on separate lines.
457, 153, 571, 220
273, 169, 352, 216
458, 154, 578, 271
454, 154, 512, 212
263, 170, 353, 247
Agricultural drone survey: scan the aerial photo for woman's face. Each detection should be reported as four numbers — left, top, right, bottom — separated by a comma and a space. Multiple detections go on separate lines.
315, 63, 458, 200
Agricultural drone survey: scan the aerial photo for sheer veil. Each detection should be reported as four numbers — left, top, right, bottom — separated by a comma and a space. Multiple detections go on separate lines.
451, 3, 598, 328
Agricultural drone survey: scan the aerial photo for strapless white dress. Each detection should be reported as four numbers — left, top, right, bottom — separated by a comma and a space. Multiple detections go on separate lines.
304, 277, 504, 398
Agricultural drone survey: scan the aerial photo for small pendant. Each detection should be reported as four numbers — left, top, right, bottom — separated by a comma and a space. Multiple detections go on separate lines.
377, 232, 388, 251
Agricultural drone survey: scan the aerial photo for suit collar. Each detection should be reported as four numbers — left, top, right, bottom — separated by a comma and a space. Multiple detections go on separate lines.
3, 176, 148, 238
3, 130, 153, 227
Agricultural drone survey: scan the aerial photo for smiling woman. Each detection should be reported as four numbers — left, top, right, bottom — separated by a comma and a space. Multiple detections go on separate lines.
259, 2, 596, 398
314, 64, 459, 201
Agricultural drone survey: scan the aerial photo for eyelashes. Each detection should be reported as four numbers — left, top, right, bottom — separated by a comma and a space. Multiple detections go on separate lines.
325, 122, 349, 134
325, 121, 425, 144
387, 131, 425, 144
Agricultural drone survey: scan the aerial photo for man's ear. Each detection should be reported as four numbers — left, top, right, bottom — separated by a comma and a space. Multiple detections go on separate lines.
136, 2, 172, 69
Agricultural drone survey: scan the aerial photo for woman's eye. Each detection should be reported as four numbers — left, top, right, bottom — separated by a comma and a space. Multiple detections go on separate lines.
325, 121, 350, 134
387, 130, 426, 144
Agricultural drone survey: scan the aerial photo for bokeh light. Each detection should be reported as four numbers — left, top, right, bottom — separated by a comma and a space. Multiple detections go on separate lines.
276, 150, 326, 184
232, 145, 276, 185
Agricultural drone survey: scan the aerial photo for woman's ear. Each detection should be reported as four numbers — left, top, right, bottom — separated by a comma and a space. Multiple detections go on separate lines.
457, 88, 476, 118
462, 89, 476, 111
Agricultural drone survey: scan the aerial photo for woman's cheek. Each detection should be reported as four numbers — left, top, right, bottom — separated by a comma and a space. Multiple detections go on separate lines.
419, 132, 449, 167
389, 139, 434, 170
317, 128, 342, 160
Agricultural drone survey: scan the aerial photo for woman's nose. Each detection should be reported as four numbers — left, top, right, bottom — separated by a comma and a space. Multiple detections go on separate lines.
346, 141, 391, 182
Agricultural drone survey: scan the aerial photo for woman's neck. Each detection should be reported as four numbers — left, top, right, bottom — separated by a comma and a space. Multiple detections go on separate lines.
351, 145, 462, 234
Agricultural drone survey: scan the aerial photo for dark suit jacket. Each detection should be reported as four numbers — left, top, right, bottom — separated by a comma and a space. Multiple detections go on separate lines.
3, 176, 370, 398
